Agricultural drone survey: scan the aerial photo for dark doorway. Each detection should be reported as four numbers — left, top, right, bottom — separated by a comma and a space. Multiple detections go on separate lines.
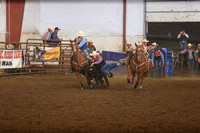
147, 22, 200, 51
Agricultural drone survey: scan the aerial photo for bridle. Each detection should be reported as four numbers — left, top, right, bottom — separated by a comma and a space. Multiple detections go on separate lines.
71, 41, 88, 67
132, 46, 151, 73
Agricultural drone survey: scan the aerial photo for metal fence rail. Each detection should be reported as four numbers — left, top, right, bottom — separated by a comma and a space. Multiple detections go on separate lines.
0, 39, 73, 76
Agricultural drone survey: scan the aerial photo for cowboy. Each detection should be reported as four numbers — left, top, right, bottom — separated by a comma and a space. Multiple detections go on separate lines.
51, 27, 63, 41
195, 43, 200, 73
42, 27, 54, 40
152, 48, 165, 78
125, 42, 133, 72
87, 40, 96, 54
125, 42, 133, 57
148, 42, 157, 56
76, 30, 91, 60
142, 39, 149, 51
177, 30, 189, 50
90, 51, 125, 76
180, 43, 196, 74
51, 27, 63, 46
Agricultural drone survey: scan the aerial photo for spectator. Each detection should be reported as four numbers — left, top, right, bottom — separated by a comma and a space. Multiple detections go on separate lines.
42, 27, 54, 45
152, 48, 165, 78
180, 43, 195, 74
177, 30, 189, 50
51, 27, 63, 46
42, 27, 53, 40
87, 40, 96, 54
195, 43, 200, 73
125, 42, 133, 57
148, 42, 157, 56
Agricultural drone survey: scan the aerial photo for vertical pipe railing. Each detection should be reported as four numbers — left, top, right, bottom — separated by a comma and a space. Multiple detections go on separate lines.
123, 0, 126, 52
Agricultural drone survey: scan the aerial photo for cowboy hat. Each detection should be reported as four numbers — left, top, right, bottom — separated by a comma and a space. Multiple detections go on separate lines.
197, 43, 200, 46
48, 27, 54, 31
188, 43, 192, 47
90, 51, 99, 56
142, 39, 149, 43
152, 42, 158, 46
76, 30, 85, 36
88, 40, 93, 43
127, 42, 132, 45
55, 27, 61, 30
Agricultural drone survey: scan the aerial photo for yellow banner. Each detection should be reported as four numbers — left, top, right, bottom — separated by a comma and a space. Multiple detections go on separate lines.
44, 47, 60, 60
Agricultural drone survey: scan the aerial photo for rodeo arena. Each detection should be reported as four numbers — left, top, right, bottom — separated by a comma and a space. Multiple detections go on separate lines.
0, 0, 200, 132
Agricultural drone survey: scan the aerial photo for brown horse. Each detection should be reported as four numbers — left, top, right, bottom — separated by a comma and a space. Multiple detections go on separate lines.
127, 43, 153, 89
70, 39, 89, 89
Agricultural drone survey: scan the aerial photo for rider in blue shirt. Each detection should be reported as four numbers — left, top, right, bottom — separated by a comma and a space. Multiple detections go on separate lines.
76, 30, 91, 60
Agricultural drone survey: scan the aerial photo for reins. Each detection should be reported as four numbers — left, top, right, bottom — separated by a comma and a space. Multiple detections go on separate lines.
132, 52, 152, 73
72, 45, 88, 68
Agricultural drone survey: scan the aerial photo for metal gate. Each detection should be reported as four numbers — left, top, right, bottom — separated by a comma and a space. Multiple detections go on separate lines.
24, 39, 72, 74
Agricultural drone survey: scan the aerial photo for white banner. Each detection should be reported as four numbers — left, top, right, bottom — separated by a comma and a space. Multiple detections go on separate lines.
0, 50, 23, 69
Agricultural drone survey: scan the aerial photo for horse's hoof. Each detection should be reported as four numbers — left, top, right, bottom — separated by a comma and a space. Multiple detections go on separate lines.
90, 84, 93, 89
81, 84, 84, 90
100, 80, 104, 85
127, 79, 131, 84
139, 86, 143, 89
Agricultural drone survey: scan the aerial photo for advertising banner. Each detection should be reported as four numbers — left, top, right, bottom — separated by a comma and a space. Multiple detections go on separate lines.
0, 50, 22, 69
34, 47, 60, 61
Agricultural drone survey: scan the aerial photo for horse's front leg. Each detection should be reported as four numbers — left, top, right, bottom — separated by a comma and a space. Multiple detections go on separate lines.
139, 64, 152, 89
103, 74, 109, 87
127, 68, 133, 83
131, 72, 136, 84
134, 72, 142, 89
76, 72, 84, 89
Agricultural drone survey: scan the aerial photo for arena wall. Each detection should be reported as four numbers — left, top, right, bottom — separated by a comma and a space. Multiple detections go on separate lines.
20, 0, 145, 52
146, 1, 200, 22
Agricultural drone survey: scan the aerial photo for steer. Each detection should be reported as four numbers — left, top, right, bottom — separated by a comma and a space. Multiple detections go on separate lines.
84, 65, 109, 88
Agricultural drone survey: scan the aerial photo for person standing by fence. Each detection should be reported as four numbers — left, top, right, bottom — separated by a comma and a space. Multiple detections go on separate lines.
87, 40, 96, 54
180, 43, 196, 75
51, 27, 63, 46
195, 43, 200, 73
152, 48, 165, 78
177, 30, 189, 50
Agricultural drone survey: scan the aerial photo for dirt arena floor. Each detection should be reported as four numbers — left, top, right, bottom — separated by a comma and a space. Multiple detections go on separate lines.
0, 74, 200, 133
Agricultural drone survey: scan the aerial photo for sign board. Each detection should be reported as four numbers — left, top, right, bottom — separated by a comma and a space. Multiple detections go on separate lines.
0, 50, 22, 69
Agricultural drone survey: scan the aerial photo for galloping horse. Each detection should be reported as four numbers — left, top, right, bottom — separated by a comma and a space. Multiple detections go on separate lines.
127, 43, 153, 89
70, 39, 89, 89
